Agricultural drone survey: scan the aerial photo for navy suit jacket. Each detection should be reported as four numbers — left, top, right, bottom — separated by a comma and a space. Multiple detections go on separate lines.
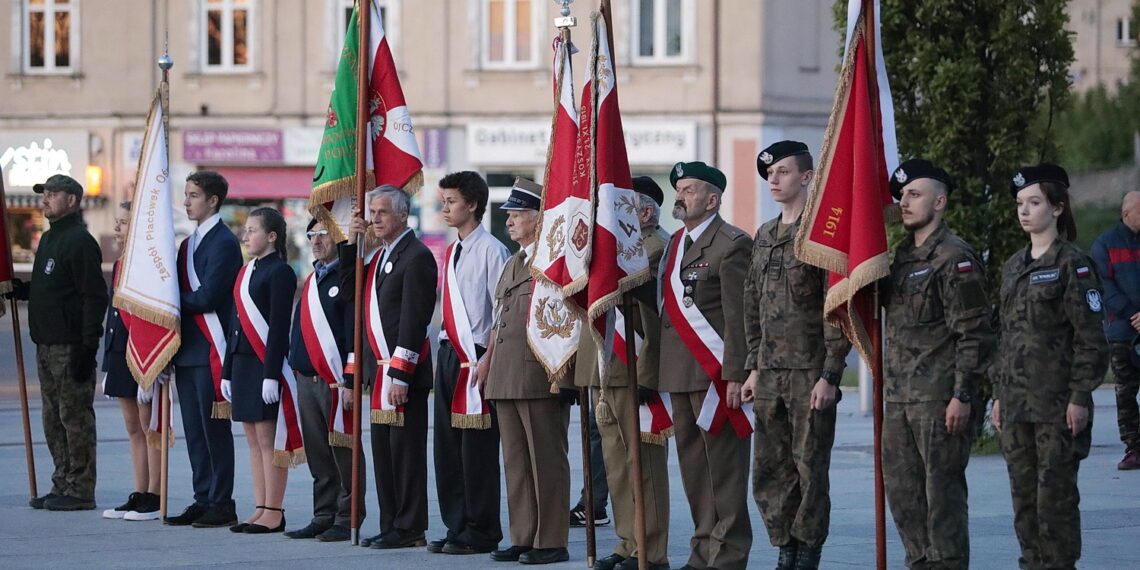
175, 221, 243, 367
338, 233, 437, 390
288, 260, 348, 377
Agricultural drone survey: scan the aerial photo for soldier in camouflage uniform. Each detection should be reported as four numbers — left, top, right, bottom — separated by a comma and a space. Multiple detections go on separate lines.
993, 164, 1108, 570
741, 141, 850, 570
882, 160, 994, 570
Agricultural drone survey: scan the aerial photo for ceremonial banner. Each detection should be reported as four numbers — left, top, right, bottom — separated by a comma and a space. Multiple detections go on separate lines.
794, 0, 898, 364
310, 0, 423, 242
528, 35, 584, 380
113, 92, 181, 391
0, 170, 11, 302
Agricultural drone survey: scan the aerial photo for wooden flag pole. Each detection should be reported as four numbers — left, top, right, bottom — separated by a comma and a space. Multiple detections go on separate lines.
348, 0, 370, 546
622, 293, 648, 570
157, 48, 174, 520
1, 170, 38, 500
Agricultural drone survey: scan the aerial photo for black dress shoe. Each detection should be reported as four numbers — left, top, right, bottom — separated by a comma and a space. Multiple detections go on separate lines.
594, 553, 626, 570
192, 506, 238, 528
442, 541, 496, 555
372, 528, 427, 549
519, 548, 570, 565
317, 525, 351, 542
491, 545, 533, 561
30, 493, 59, 510
360, 533, 384, 548
229, 523, 250, 533
426, 538, 447, 553
244, 507, 285, 534
285, 522, 331, 539
44, 495, 96, 511
615, 557, 670, 570
165, 504, 206, 526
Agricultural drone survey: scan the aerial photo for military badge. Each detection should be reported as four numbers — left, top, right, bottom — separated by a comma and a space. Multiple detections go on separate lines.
1013, 172, 1025, 188
758, 151, 773, 166
674, 163, 684, 178
44, 258, 55, 275
894, 167, 907, 183
682, 297, 694, 308
328, 286, 340, 297
1087, 289, 1102, 312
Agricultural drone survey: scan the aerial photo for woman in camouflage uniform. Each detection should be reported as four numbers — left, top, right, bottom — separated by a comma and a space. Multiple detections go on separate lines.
992, 164, 1108, 570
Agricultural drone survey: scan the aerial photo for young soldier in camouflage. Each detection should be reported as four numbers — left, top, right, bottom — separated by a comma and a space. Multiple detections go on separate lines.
993, 164, 1108, 570
882, 159, 994, 570
741, 141, 850, 570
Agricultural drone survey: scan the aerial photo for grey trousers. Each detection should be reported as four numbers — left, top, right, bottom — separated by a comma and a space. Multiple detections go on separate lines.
296, 373, 366, 528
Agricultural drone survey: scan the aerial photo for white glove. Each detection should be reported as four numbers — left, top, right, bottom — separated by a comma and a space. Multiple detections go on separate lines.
262, 379, 280, 404
221, 379, 233, 402
156, 368, 171, 385
101, 374, 113, 400
137, 384, 154, 404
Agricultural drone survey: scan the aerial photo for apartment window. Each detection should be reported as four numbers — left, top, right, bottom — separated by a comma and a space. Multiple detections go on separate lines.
335, 0, 391, 50
632, 0, 692, 64
22, 0, 78, 73
1119, 17, 1137, 47
483, 0, 539, 69
201, 0, 254, 71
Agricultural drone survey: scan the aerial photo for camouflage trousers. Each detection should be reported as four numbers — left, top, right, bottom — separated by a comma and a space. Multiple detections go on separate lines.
36, 344, 97, 501
1109, 342, 1140, 451
998, 418, 1091, 570
751, 369, 836, 548
883, 401, 970, 570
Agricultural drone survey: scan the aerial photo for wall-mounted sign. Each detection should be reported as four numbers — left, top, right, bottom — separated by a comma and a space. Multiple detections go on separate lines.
183, 129, 284, 164
465, 120, 697, 166
0, 130, 90, 190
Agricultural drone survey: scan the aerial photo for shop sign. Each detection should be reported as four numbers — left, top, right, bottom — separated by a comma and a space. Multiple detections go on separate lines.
183, 129, 284, 164
0, 130, 89, 190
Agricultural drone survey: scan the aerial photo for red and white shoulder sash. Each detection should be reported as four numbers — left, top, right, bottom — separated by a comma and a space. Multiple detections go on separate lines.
362, 248, 415, 426
442, 241, 491, 430
662, 232, 754, 438
299, 270, 353, 446
612, 307, 674, 445
234, 261, 305, 467
179, 238, 230, 419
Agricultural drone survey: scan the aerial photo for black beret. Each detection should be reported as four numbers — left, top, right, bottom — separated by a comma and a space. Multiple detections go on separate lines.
889, 159, 953, 200
1010, 163, 1069, 197
632, 176, 664, 206
670, 161, 727, 192
306, 218, 319, 232
33, 174, 83, 197
500, 177, 543, 211
756, 140, 811, 174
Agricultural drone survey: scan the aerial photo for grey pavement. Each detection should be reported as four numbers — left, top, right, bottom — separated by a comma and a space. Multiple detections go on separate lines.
2, 304, 1139, 568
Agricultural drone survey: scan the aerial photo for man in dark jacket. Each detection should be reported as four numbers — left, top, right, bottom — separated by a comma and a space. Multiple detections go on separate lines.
9, 174, 107, 511
1091, 190, 1140, 470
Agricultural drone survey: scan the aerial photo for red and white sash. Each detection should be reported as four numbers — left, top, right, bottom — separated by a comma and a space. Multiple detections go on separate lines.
178, 238, 230, 419
234, 261, 306, 467
145, 377, 175, 450
662, 232, 754, 438
298, 270, 352, 447
363, 249, 407, 426
442, 241, 491, 430
612, 307, 674, 445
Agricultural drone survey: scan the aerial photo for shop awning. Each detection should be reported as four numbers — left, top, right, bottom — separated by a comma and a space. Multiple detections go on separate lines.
213, 167, 315, 200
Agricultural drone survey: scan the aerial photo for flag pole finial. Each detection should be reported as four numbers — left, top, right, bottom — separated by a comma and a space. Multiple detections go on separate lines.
157, 53, 173, 71
553, 0, 576, 28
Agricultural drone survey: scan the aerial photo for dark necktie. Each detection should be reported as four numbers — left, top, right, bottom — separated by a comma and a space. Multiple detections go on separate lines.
684, 235, 694, 255
453, 242, 463, 268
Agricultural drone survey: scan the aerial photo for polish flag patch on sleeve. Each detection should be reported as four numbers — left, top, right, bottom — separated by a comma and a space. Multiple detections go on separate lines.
1076, 266, 1091, 278
957, 260, 973, 273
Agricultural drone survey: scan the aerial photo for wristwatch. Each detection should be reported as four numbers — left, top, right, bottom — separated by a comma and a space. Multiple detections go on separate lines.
820, 370, 842, 386
953, 390, 972, 403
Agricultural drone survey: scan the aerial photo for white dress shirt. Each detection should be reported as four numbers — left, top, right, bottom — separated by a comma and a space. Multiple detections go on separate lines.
439, 225, 510, 348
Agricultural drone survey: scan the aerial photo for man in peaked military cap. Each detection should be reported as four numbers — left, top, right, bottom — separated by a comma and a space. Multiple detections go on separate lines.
882, 159, 995, 570
659, 161, 754, 570
741, 141, 851, 570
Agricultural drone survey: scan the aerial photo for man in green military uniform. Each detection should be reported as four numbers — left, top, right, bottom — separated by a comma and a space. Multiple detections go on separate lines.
741, 141, 850, 570
576, 176, 671, 570
8, 174, 107, 511
881, 159, 994, 570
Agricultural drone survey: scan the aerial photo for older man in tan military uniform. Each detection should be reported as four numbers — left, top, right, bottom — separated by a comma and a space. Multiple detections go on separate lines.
883, 159, 995, 570
658, 162, 753, 570
741, 141, 851, 570
576, 176, 671, 570
479, 178, 574, 566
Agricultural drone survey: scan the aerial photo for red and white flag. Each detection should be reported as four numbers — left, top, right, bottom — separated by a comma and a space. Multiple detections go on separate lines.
113, 92, 181, 392
794, 0, 898, 364
0, 169, 12, 308
528, 35, 584, 380
310, 0, 423, 242
611, 309, 674, 445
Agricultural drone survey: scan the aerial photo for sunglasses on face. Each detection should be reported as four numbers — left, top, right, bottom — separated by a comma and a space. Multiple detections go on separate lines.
306, 229, 330, 238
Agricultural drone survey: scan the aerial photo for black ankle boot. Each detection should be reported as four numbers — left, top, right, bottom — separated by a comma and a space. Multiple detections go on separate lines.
794, 544, 822, 570
776, 541, 799, 570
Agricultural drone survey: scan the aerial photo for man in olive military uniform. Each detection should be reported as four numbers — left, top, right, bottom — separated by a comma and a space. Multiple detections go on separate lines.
658, 162, 753, 570
480, 179, 574, 565
575, 176, 671, 570
882, 159, 994, 570
8, 174, 108, 511
741, 141, 850, 570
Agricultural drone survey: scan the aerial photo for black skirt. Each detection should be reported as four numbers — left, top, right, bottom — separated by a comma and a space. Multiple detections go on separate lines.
230, 353, 280, 423
102, 350, 138, 399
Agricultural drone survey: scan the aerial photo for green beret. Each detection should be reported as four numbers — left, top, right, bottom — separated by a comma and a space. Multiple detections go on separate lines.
670, 161, 726, 192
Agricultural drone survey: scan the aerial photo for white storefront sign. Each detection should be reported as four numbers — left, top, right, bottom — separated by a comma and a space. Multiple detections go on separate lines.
0, 131, 90, 190
466, 120, 696, 166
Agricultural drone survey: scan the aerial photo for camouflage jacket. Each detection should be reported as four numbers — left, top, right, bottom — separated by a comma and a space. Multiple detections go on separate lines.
743, 215, 850, 385
996, 239, 1108, 422
884, 222, 994, 403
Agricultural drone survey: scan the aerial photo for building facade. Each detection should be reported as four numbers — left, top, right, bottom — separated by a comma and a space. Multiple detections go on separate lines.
1068, 0, 1137, 94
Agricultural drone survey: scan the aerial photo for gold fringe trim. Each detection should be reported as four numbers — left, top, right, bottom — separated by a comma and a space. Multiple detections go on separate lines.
371, 409, 405, 426
145, 429, 163, 451
272, 448, 307, 469
0, 280, 12, 294
119, 331, 181, 392
451, 412, 491, 430
640, 427, 673, 446
211, 401, 232, 420
328, 430, 353, 448
401, 170, 424, 197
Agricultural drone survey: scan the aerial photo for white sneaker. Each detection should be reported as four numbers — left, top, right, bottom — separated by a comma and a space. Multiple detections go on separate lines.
102, 493, 141, 519
101, 507, 129, 519
124, 509, 161, 521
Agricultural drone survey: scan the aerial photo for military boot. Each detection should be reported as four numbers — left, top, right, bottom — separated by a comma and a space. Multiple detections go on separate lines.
794, 545, 822, 570
776, 541, 799, 570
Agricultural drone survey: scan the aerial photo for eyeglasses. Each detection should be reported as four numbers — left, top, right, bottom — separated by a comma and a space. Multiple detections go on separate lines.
306, 229, 329, 238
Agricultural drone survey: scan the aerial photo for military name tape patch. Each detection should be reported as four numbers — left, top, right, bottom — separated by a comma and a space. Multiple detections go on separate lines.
1030, 269, 1059, 284
1087, 289, 1102, 312
907, 267, 932, 279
